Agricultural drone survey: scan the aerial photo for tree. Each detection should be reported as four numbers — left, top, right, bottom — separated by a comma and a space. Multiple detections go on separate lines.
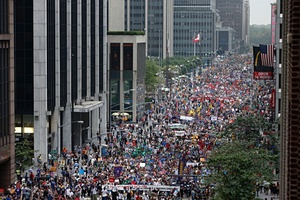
221, 114, 272, 143
206, 114, 279, 199
206, 141, 275, 200
249, 25, 272, 45
145, 58, 159, 93
15, 137, 35, 172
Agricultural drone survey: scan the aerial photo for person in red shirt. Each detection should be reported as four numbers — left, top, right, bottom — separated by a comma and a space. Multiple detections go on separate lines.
29, 172, 34, 181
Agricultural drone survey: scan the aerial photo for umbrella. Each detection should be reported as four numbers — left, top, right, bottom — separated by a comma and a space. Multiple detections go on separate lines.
112, 112, 119, 116
120, 112, 129, 116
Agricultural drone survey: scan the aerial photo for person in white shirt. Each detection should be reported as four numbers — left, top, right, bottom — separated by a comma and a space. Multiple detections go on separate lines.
117, 191, 124, 200
101, 187, 108, 200
92, 186, 98, 200
66, 187, 73, 199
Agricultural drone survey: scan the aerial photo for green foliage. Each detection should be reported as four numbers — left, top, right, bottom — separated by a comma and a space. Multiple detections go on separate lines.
222, 114, 271, 142
145, 59, 159, 93
207, 141, 274, 200
249, 25, 271, 45
206, 114, 279, 199
160, 56, 202, 74
15, 137, 34, 172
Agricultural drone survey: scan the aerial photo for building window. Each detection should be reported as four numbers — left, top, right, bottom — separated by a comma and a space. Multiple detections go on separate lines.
110, 43, 120, 71
123, 43, 133, 70
90, 0, 96, 96
47, 0, 56, 111
60, 0, 67, 107
82, 0, 87, 98
71, 0, 78, 102
0, 0, 8, 34
0, 41, 9, 138
99, 0, 104, 93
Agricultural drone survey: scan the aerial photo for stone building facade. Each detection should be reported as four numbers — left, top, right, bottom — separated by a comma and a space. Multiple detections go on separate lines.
0, 0, 15, 186
280, 0, 300, 199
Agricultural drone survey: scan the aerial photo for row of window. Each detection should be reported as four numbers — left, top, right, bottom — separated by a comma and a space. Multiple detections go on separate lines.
110, 43, 134, 71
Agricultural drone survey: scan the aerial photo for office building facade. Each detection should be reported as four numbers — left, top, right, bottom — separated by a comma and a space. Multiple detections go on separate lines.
280, 0, 300, 198
108, 34, 146, 124
15, 0, 107, 163
173, 0, 217, 57
0, 0, 15, 186
147, 0, 173, 59
216, 0, 250, 45
274, 2, 282, 122
108, 1, 147, 124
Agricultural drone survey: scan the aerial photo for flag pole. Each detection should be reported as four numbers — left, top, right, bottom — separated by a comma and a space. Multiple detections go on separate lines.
199, 32, 202, 61
193, 32, 196, 56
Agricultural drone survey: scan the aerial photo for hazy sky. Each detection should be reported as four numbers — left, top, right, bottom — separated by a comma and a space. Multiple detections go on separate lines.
249, 0, 276, 25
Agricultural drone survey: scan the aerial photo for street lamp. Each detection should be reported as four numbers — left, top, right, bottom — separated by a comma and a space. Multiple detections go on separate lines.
121, 89, 135, 125
155, 71, 164, 102
57, 120, 84, 154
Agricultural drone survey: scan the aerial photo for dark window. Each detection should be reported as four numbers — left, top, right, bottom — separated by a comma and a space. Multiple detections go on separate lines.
278, 73, 281, 89
99, 0, 104, 92
110, 43, 120, 71
90, 0, 96, 96
278, 98, 281, 114
71, 0, 78, 102
47, 0, 56, 111
0, 42, 9, 138
123, 43, 133, 70
81, 0, 87, 98
60, 0, 67, 107
15, 0, 34, 114
0, 0, 9, 34
279, 49, 282, 65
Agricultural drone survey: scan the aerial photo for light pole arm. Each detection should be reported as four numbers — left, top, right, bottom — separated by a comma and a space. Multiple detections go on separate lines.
58, 120, 84, 128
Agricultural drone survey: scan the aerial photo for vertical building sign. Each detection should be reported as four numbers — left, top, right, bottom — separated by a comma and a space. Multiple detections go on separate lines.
271, 4, 276, 45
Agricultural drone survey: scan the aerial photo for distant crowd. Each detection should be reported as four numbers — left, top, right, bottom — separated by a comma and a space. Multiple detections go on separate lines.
4, 53, 274, 200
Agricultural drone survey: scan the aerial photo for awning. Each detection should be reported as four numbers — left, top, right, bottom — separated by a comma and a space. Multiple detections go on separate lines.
73, 101, 103, 113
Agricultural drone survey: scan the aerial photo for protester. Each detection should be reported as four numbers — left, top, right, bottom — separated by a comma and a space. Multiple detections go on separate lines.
8, 53, 274, 200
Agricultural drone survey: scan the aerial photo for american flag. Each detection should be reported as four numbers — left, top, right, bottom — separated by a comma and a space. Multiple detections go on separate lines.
259, 44, 274, 67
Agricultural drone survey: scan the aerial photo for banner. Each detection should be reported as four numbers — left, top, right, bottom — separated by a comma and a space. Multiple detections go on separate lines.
271, 89, 276, 108
253, 46, 273, 80
178, 154, 187, 181
271, 4, 276, 44
114, 166, 123, 177
103, 184, 180, 192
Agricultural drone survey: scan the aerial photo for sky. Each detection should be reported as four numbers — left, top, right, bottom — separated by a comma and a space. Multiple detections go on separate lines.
249, 0, 276, 25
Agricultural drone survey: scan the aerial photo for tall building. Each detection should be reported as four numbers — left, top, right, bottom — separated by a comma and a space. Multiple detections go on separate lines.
15, 0, 107, 163
147, 0, 173, 59
274, 2, 282, 123
108, 0, 147, 124
280, 0, 300, 198
0, 0, 15, 186
216, 0, 250, 45
173, 0, 217, 57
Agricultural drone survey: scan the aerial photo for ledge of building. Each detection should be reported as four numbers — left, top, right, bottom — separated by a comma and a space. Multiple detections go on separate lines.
73, 101, 103, 113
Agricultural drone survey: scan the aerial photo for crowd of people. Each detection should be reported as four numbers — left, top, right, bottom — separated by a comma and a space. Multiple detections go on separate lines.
4, 53, 274, 200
